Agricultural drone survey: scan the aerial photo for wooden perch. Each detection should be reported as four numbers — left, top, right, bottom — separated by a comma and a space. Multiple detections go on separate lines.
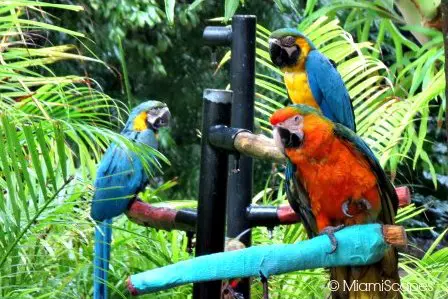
126, 200, 177, 228
127, 224, 406, 295
126, 200, 196, 232
233, 131, 285, 163
126, 190, 411, 232
396, 186, 411, 207
272, 187, 410, 224
382, 225, 407, 248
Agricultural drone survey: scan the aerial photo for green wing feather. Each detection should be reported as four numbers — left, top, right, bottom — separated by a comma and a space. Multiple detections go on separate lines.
285, 161, 318, 237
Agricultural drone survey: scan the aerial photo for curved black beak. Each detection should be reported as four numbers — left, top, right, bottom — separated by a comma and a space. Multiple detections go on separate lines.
277, 126, 302, 148
148, 106, 171, 130
269, 38, 300, 68
269, 38, 284, 68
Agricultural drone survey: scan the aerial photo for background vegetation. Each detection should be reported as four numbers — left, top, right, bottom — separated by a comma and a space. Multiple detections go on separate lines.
0, 0, 446, 298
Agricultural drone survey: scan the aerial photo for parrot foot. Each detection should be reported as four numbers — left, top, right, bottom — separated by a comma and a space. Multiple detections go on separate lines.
319, 225, 345, 254
221, 283, 244, 299
342, 200, 353, 218
260, 272, 269, 299
342, 198, 372, 218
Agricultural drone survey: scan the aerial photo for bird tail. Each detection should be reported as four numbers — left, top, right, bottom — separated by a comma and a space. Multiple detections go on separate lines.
94, 219, 112, 299
330, 247, 401, 299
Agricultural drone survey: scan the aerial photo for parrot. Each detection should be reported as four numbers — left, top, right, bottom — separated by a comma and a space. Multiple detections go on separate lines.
268, 28, 356, 132
90, 101, 170, 299
270, 104, 400, 299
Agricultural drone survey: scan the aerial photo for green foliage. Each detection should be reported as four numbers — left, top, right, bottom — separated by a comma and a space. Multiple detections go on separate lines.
400, 229, 448, 298
108, 212, 193, 299
0, 2, 167, 297
79, 0, 203, 77
224, 0, 240, 22
0, 1, 446, 298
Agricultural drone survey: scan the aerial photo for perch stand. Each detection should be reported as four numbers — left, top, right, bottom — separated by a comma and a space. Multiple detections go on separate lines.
127, 224, 406, 296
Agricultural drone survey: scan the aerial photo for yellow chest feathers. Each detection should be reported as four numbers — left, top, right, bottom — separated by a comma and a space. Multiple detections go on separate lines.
283, 71, 318, 108
133, 112, 148, 131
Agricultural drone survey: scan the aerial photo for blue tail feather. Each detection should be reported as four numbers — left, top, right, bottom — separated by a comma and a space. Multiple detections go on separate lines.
94, 219, 112, 299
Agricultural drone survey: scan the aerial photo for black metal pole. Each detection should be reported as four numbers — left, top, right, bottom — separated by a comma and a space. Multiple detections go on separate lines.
226, 15, 256, 298
193, 89, 232, 299
203, 26, 232, 46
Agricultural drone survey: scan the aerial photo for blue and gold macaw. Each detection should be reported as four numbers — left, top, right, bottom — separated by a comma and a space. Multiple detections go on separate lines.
91, 101, 170, 299
269, 28, 356, 132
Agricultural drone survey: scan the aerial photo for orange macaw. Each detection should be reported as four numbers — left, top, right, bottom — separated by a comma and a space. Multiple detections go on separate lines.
270, 104, 400, 298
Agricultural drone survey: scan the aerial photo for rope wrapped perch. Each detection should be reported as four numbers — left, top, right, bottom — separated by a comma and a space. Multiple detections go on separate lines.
127, 224, 406, 296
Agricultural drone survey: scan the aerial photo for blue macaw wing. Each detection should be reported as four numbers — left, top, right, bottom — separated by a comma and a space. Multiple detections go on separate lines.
91, 143, 148, 221
306, 50, 357, 132
285, 161, 318, 237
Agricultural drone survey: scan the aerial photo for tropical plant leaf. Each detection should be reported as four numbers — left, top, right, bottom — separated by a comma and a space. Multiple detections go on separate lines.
224, 0, 239, 22
164, 0, 176, 24
0, 3, 169, 297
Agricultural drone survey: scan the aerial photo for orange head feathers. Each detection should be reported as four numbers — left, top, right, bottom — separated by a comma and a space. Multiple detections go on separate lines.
270, 104, 324, 125
270, 104, 334, 154
270, 106, 300, 126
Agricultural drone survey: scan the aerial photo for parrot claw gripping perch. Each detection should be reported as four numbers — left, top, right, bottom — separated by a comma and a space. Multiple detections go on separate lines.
319, 225, 345, 254
342, 198, 372, 218
342, 200, 353, 218
221, 284, 244, 299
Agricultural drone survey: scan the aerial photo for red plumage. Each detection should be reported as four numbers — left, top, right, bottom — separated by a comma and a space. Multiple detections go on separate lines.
271, 105, 401, 298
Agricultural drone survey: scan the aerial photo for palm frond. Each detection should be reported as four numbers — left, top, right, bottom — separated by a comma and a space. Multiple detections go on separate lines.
0, 2, 168, 297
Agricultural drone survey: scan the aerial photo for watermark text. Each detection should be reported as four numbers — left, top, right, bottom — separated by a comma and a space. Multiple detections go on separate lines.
327, 280, 433, 293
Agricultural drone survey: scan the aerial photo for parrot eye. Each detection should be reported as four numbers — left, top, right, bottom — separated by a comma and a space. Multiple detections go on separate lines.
150, 107, 163, 115
281, 36, 296, 47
